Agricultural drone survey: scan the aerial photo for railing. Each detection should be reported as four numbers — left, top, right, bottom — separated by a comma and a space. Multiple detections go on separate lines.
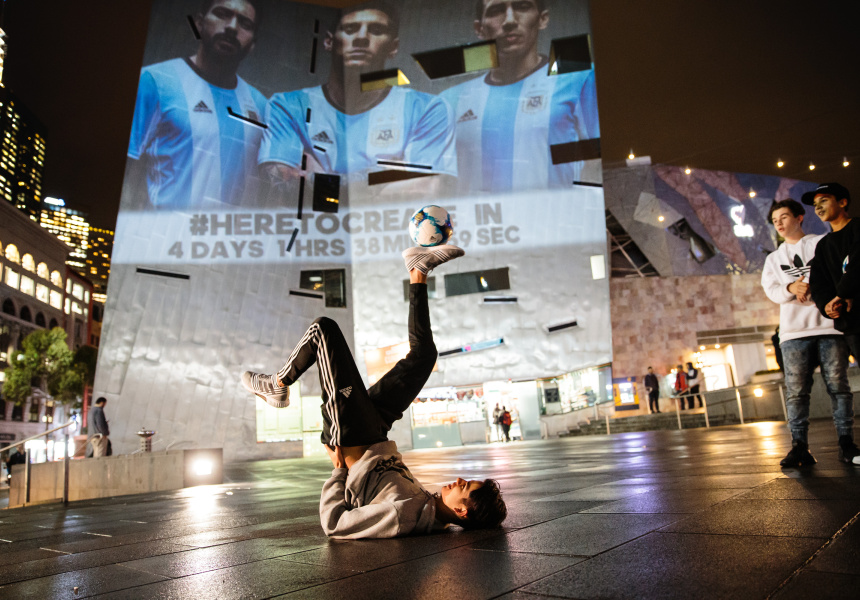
0, 418, 78, 505
666, 380, 786, 430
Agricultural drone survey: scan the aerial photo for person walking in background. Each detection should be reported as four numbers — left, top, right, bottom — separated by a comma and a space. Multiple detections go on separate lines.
762, 197, 856, 468
500, 407, 512, 442
685, 362, 702, 408
644, 367, 661, 414
673, 365, 688, 411
88, 397, 110, 458
492, 403, 503, 442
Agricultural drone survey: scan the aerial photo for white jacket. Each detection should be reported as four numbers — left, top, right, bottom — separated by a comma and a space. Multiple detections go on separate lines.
761, 234, 840, 342
319, 441, 440, 539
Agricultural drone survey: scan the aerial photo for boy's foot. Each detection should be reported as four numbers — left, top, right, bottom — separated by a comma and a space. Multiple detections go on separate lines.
779, 440, 816, 468
837, 435, 860, 464
241, 371, 290, 408
403, 244, 464, 274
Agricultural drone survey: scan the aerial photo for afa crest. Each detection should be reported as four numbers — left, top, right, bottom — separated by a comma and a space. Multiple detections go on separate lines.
521, 94, 547, 114
371, 127, 401, 147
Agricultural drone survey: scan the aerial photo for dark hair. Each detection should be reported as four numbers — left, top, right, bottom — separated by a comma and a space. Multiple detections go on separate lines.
461, 479, 507, 529
475, 0, 547, 21
768, 199, 804, 221
95, 397, 107, 405
343, 1, 401, 36
198, 0, 260, 29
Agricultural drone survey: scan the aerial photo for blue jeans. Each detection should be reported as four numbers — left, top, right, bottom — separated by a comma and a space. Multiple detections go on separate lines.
781, 335, 853, 442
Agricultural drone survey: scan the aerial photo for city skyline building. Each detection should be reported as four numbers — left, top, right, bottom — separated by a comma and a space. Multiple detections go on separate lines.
85, 226, 113, 304
39, 197, 90, 271
0, 85, 46, 222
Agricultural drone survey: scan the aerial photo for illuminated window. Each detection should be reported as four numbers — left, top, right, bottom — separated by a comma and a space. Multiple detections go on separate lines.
20, 275, 34, 296
4, 243, 19, 263
51, 270, 63, 288
21, 253, 35, 272
64, 298, 70, 314
72, 282, 84, 301
36, 283, 48, 303
5, 268, 19, 289
49, 290, 62, 309
37, 262, 49, 279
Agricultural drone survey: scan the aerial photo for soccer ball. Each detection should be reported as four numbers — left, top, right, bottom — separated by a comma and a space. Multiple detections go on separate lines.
409, 205, 453, 247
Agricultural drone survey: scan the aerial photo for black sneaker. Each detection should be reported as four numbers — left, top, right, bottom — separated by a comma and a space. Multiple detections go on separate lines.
837, 435, 860, 465
779, 440, 817, 468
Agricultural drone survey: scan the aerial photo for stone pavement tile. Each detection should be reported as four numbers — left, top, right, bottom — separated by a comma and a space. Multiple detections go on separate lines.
273, 546, 580, 600
536, 483, 658, 502
0, 539, 187, 586
276, 529, 504, 572
520, 532, 823, 600
470, 513, 681, 556
783, 468, 857, 479
90, 557, 357, 600
807, 518, 860, 575
117, 535, 330, 578
580, 488, 744, 514
502, 501, 605, 529
737, 477, 860, 500
772, 570, 860, 599
645, 473, 785, 490
0, 544, 65, 564
168, 516, 321, 547
661, 499, 860, 538
0, 563, 169, 599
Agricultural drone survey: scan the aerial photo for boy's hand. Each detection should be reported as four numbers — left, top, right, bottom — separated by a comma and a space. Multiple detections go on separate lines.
788, 280, 809, 303
325, 445, 346, 469
825, 296, 846, 319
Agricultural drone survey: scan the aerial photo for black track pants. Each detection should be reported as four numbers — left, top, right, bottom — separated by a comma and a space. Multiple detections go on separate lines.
275, 283, 437, 446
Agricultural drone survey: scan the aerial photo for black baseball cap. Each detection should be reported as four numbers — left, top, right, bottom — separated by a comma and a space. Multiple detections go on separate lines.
801, 182, 851, 206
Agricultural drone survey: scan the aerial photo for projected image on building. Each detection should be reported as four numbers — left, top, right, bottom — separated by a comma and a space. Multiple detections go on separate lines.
97, 0, 609, 461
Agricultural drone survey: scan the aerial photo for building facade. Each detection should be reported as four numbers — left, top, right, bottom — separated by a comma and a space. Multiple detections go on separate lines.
0, 198, 91, 451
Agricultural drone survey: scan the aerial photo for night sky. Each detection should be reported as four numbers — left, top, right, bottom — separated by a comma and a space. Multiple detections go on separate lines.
3, 0, 858, 230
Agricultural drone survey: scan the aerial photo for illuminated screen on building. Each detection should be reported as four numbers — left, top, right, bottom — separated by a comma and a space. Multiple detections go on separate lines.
97, 0, 609, 461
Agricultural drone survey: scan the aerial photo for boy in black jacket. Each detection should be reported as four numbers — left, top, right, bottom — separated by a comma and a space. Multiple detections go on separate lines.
806, 182, 860, 464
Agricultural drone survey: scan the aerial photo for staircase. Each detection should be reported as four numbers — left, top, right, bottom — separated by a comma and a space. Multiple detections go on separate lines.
561, 411, 738, 436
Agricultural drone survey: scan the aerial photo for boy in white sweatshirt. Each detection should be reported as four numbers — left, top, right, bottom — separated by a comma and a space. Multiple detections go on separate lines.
761, 199, 857, 467
242, 244, 507, 538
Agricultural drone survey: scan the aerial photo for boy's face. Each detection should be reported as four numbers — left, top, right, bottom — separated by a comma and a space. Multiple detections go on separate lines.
813, 194, 849, 223
475, 0, 548, 58
771, 207, 803, 238
327, 9, 398, 70
441, 478, 484, 517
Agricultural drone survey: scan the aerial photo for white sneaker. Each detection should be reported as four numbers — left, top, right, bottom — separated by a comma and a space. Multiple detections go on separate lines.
402, 245, 464, 274
241, 371, 290, 408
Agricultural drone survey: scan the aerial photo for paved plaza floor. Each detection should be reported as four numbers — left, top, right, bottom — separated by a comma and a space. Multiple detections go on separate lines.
0, 419, 859, 599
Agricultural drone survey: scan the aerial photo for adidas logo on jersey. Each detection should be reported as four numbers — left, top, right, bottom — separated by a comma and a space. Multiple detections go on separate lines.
779, 254, 812, 278
193, 101, 212, 113
312, 131, 333, 144
458, 109, 477, 122
339, 386, 352, 398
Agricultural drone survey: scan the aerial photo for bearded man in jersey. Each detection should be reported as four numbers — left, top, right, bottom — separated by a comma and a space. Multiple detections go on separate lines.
259, 1, 456, 197
443, 0, 600, 194
127, 0, 267, 210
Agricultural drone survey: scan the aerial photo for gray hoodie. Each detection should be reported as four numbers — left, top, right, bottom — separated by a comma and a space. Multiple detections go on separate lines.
319, 441, 440, 539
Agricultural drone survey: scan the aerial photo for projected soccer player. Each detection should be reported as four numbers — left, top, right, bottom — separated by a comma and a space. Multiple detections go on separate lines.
443, 0, 600, 193
127, 0, 267, 210
259, 1, 456, 198
241, 244, 507, 538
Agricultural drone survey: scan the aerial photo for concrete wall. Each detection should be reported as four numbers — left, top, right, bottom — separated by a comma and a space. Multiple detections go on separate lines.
9, 450, 189, 508
610, 273, 778, 380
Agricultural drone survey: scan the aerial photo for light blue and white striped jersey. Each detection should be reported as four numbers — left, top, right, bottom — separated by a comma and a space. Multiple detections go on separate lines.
258, 86, 456, 178
128, 58, 267, 209
442, 62, 600, 193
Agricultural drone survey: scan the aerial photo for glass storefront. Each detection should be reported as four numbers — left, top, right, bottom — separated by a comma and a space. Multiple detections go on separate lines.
538, 364, 612, 415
